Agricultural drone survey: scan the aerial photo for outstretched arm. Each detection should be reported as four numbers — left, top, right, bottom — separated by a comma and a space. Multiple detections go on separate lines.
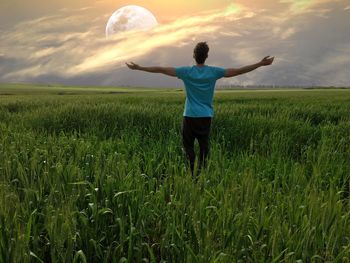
224, 56, 274, 78
125, 62, 176, 77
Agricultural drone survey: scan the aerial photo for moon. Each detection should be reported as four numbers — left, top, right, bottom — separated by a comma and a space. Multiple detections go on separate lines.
106, 5, 158, 38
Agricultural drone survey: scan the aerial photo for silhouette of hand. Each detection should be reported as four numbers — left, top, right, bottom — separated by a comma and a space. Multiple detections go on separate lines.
260, 56, 274, 66
125, 62, 140, 70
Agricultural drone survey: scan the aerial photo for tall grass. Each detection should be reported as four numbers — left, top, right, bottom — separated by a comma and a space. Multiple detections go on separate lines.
0, 89, 350, 262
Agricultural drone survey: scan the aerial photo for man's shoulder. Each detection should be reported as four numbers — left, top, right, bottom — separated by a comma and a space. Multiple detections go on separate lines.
175, 66, 192, 73
175, 66, 193, 79
206, 65, 226, 79
176, 65, 193, 69
207, 65, 224, 70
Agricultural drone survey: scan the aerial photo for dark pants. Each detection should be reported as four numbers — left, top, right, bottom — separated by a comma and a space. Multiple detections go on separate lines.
181, 116, 212, 176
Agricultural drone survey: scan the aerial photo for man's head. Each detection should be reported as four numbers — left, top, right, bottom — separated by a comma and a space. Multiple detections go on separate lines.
193, 42, 209, 64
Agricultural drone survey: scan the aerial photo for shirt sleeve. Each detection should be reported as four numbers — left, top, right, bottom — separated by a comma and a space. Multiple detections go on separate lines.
212, 67, 226, 80
175, 67, 189, 80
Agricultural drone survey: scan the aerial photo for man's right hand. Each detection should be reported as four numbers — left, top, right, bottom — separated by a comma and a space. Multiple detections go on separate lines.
260, 56, 275, 66
125, 62, 141, 70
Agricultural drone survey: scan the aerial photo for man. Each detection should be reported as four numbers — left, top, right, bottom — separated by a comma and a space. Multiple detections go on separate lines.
126, 42, 274, 177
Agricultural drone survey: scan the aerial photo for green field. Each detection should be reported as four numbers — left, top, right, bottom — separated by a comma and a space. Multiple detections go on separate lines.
1, 85, 350, 262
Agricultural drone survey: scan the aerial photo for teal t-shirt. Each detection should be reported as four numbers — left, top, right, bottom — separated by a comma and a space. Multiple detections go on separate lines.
175, 65, 226, 117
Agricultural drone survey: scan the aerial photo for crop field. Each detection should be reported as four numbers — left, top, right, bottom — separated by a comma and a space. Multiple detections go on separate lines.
0, 85, 350, 262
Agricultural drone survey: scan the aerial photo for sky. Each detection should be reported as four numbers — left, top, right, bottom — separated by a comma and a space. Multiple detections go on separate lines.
0, 0, 349, 87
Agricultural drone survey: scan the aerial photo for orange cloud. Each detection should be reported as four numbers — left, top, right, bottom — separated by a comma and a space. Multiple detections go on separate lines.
1, 3, 250, 79
68, 3, 248, 75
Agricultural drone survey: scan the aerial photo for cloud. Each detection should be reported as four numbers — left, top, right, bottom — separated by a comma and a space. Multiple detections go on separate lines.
280, 0, 342, 14
1, 3, 248, 80
1, 1, 350, 87
68, 3, 249, 74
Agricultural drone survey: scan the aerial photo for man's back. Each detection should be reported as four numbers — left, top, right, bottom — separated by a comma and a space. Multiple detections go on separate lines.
175, 65, 225, 117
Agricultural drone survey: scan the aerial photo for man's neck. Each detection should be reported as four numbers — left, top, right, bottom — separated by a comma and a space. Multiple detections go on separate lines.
196, 64, 206, 67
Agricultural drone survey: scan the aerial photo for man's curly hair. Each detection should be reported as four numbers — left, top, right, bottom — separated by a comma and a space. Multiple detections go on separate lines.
193, 42, 209, 64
